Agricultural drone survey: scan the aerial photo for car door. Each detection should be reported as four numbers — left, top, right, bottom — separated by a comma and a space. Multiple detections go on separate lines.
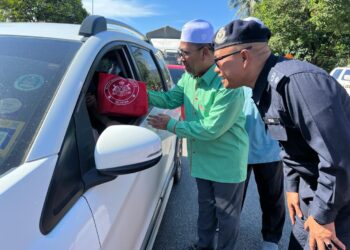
0, 23, 177, 250
129, 44, 177, 181
81, 43, 178, 250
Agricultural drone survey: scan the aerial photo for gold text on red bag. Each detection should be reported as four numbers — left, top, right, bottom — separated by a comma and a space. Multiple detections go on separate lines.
104, 77, 139, 106
98, 73, 148, 117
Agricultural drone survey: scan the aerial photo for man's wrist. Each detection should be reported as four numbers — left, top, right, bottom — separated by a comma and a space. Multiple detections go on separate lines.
309, 202, 337, 225
284, 180, 299, 192
167, 118, 178, 133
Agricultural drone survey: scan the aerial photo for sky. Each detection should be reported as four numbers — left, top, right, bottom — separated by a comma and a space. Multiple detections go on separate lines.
82, 0, 238, 35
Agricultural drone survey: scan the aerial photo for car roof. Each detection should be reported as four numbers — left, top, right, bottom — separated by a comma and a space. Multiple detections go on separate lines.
0, 18, 152, 47
0, 18, 157, 60
0, 22, 82, 41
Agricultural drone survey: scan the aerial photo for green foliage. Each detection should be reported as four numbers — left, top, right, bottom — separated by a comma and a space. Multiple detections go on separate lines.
0, 0, 88, 23
309, 0, 350, 35
253, 0, 350, 71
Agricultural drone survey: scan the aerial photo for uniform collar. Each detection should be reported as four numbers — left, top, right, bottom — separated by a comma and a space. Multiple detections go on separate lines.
252, 53, 279, 104
194, 64, 217, 86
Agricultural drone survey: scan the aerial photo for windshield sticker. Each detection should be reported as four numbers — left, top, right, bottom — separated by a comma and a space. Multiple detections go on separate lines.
0, 119, 24, 157
0, 98, 22, 114
14, 74, 44, 91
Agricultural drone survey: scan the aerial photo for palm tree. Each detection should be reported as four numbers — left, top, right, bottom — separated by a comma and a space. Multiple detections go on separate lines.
228, 0, 259, 17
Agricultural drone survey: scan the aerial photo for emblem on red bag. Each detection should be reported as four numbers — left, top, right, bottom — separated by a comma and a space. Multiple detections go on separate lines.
104, 77, 139, 106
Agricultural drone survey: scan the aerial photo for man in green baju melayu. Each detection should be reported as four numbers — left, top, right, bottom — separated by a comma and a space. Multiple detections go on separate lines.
147, 19, 248, 250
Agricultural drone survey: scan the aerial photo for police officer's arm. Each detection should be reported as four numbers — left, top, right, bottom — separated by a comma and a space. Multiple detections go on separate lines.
284, 162, 303, 224
284, 163, 302, 225
286, 72, 350, 225
283, 146, 302, 222
166, 87, 245, 140
284, 162, 300, 193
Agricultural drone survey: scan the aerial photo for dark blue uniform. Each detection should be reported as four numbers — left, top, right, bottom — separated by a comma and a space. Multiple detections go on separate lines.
253, 54, 350, 249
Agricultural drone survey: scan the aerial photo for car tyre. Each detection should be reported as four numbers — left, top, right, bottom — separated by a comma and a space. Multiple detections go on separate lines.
173, 137, 182, 184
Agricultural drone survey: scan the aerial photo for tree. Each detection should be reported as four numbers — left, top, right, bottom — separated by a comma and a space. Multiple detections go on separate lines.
253, 0, 350, 71
0, 0, 88, 23
228, 0, 260, 18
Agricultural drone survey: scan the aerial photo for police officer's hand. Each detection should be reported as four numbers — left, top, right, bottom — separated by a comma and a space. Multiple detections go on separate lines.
286, 192, 303, 225
147, 114, 170, 130
304, 216, 346, 250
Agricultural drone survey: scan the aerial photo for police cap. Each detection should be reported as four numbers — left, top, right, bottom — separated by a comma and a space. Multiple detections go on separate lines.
213, 19, 271, 50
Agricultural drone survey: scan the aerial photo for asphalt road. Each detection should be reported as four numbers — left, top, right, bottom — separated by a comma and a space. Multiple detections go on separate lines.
153, 140, 292, 250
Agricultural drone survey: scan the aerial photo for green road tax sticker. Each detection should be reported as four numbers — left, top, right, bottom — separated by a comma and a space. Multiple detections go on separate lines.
0, 98, 22, 114
14, 74, 44, 91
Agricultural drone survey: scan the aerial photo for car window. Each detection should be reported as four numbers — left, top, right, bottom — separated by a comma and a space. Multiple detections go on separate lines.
341, 69, 350, 82
42, 47, 135, 234
331, 69, 343, 80
0, 36, 80, 177
85, 47, 144, 138
130, 46, 163, 91
168, 67, 185, 85
155, 51, 173, 90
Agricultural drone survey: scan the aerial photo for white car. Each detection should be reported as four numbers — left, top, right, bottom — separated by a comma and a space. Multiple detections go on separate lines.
330, 66, 350, 95
0, 15, 181, 250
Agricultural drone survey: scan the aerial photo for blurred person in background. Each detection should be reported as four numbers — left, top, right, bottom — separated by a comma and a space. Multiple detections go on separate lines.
242, 85, 285, 250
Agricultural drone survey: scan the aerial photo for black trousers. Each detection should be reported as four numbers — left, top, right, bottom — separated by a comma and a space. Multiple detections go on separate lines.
242, 161, 285, 244
196, 178, 245, 250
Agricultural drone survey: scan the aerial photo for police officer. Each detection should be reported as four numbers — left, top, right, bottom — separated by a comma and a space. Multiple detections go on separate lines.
213, 19, 350, 250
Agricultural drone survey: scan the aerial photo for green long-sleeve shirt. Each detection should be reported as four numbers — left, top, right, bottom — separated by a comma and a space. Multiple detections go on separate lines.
148, 65, 248, 183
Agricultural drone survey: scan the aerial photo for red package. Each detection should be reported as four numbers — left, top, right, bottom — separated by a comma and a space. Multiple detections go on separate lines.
97, 73, 148, 117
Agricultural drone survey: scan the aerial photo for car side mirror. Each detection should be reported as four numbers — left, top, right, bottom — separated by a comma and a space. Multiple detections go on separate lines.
95, 125, 162, 176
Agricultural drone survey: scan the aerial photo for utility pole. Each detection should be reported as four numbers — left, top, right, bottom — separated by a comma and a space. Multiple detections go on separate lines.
92, 0, 94, 14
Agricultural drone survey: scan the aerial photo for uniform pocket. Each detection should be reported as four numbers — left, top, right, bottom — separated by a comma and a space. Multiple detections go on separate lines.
267, 123, 288, 141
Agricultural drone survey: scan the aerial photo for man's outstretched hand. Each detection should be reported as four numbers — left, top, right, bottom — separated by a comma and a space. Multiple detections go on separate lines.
147, 114, 171, 130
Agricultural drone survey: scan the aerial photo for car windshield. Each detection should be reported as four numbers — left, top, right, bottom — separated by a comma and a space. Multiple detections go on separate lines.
341, 69, 350, 82
331, 69, 343, 80
0, 36, 80, 177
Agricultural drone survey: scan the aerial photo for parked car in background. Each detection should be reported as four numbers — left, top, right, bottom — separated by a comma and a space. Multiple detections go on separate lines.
330, 66, 350, 95
0, 15, 181, 250
167, 64, 185, 120
163, 49, 180, 65
167, 64, 185, 84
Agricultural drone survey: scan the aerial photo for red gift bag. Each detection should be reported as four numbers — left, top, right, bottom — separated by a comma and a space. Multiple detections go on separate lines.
97, 73, 148, 117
